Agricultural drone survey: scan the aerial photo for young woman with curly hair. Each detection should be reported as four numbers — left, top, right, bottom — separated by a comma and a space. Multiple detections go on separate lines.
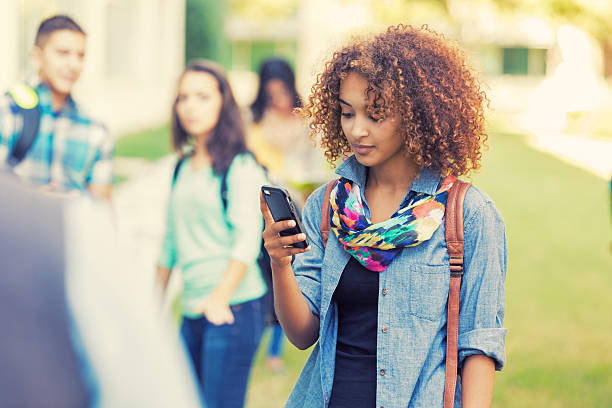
260, 25, 507, 407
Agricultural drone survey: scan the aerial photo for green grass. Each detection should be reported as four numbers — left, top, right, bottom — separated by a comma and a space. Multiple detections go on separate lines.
113, 174, 127, 186
472, 132, 612, 407
243, 130, 612, 407
114, 123, 172, 161
148, 124, 611, 406
245, 332, 310, 408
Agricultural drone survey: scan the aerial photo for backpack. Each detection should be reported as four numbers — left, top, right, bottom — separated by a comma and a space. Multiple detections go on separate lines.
172, 152, 275, 323
319, 178, 470, 408
5, 85, 42, 167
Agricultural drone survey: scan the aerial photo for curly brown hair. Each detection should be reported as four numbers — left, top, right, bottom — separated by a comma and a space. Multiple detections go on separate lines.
300, 24, 488, 176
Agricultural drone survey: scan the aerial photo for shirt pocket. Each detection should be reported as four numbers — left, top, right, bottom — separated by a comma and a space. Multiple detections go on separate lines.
406, 264, 449, 321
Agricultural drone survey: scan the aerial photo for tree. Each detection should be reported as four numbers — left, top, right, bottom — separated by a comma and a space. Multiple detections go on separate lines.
185, 0, 230, 68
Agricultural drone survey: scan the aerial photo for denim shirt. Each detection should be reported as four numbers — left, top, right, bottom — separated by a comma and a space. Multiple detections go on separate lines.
286, 156, 507, 408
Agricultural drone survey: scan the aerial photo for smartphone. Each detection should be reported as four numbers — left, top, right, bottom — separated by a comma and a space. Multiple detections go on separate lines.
261, 185, 308, 249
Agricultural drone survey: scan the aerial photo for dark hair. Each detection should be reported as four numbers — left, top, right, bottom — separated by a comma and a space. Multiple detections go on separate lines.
35, 15, 85, 47
171, 59, 248, 175
250, 57, 302, 123
300, 25, 488, 175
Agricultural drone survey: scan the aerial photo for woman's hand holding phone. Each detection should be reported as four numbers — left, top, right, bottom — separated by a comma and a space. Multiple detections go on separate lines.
259, 188, 319, 350
260, 191, 310, 268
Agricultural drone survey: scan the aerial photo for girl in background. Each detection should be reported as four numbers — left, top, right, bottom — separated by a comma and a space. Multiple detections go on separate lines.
157, 60, 267, 408
249, 57, 304, 183
248, 57, 305, 373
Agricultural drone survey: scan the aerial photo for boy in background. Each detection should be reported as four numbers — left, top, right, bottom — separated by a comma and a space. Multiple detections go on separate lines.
0, 15, 113, 200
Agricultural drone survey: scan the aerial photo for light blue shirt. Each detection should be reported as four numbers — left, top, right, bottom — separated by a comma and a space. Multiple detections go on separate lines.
287, 155, 508, 408
158, 153, 268, 317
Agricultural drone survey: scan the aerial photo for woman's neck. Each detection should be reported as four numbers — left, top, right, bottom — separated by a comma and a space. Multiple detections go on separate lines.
364, 154, 421, 223
191, 134, 212, 169
262, 108, 295, 122
366, 154, 420, 195
50, 91, 68, 112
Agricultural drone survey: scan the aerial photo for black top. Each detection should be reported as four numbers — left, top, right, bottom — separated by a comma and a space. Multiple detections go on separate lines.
329, 256, 379, 408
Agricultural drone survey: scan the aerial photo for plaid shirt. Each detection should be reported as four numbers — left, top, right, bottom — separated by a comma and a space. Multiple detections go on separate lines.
0, 81, 113, 192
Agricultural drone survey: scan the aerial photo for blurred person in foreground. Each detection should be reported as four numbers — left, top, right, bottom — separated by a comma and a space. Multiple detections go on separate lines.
0, 174, 202, 407
156, 60, 267, 408
261, 25, 507, 408
0, 15, 113, 200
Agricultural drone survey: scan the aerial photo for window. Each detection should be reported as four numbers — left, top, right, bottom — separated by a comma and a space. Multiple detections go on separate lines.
502, 47, 547, 76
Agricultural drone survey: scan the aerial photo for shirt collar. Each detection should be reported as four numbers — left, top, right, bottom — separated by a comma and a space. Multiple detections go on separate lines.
335, 155, 441, 195
335, 155, 368, 189
410, 167, 442, 195
29, 77, 78, 116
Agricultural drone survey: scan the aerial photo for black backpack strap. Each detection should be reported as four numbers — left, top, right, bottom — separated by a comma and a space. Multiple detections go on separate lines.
6, 88, 42, 167
220, 169, 229, 211
220, 151, 265, 212
171, 152, 192, 187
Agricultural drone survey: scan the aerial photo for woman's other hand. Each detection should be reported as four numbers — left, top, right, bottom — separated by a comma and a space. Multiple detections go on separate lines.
194, 293, 235, 325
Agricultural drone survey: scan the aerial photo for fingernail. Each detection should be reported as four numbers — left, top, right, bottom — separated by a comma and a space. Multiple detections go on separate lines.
288, 220, 296, 227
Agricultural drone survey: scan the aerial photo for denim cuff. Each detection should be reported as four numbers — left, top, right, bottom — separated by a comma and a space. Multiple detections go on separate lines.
458, 327, 507, 371
295, 276, 320, 318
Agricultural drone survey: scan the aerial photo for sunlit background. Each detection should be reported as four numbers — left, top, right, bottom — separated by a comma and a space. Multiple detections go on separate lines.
2, 1, 611, 407
3, 0, 612, 154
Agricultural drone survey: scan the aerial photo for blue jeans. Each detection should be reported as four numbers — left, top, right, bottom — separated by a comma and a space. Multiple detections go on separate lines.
180, 297, 265, 408
267, 323, 285, 358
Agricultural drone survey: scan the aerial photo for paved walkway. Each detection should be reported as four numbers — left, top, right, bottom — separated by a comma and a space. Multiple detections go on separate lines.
528, 133, 612, 180
112, 155, 181, 311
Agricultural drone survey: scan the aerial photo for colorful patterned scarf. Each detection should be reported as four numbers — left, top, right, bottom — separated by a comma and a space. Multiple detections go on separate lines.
330, 175, 456, 272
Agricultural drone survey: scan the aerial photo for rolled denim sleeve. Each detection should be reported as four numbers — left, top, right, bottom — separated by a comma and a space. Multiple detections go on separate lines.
225, 154, 267, 266
457, 188, 508, 371
292, 186, 325, 317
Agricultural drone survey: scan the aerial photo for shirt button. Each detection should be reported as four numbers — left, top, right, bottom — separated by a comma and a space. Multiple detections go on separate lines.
382, 326, 388, 333
380, 369, 385, 376
382, 289, 388, 295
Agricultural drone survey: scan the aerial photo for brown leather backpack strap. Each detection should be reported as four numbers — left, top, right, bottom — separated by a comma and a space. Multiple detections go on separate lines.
320, 179, 338, 248
444, 179, 471, 408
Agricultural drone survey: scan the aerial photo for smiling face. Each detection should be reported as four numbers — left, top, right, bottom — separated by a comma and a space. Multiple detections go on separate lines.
33, 29, 86, 98
339, 72, 405, 170
175, 71, 223, 139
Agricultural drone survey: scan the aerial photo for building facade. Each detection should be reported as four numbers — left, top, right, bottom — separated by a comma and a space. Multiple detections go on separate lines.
0, 0, 185, 136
